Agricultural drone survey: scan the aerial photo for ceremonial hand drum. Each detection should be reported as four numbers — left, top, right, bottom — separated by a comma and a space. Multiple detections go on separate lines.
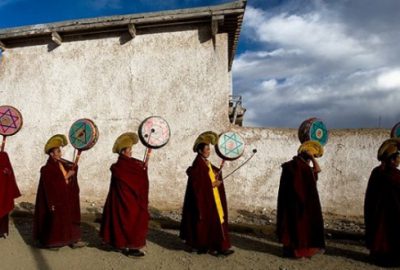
0, 105, 23, 151
214, 131, 246, 180
391, 122, 400, 138
68, 118, 99, 167
138, 116, 170, 149
298, 117, 328, 146
215, 131, 245, 161
138, 116, 170, 166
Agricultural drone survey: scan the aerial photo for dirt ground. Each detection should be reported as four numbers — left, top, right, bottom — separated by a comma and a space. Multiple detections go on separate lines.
1, 216, 399, 270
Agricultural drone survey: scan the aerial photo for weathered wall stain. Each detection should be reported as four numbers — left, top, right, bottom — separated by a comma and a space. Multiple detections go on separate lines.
0, 26, 389, 221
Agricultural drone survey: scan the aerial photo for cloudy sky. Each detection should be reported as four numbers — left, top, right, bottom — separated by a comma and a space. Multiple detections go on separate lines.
1, 0, 399, 128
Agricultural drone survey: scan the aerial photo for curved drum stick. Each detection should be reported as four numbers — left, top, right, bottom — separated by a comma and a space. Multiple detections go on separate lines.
223, 149, 257, 180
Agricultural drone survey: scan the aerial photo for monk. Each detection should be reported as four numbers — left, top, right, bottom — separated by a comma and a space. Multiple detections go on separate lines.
0, 151, 21, 238
100, 132, 149, 257
364, 138, 400, 267
180, 131, 234, 256
33, 134, 86, 249
276, 140, 325, 258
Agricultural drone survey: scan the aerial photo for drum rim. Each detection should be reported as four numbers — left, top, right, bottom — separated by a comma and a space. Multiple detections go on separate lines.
68, 118, 99, 150
138, 116, 171, 149
215, 131, 245, 161
298, 117, 329, 146
391, 122, 400, 138
0, 105, 23, 136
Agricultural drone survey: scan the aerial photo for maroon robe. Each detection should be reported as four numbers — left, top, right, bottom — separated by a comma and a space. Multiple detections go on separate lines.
0, 152, 21, 236
179, 154, 231, 252
33, 158, 81, 247
276, 156, 325, 256
364, 165, 400, 261
100, 155, 149, 249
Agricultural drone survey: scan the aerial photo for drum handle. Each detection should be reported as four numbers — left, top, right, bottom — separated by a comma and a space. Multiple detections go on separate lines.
144, 148, 152, 168
142, 128, 155, 166
72, 150, 82, 170
216, 158, 226, 241
216, 159, 225, 180
1, 136, 6, 152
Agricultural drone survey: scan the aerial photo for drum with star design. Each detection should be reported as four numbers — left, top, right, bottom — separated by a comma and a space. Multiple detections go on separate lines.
138, 116, 171, 149
391, 122, 400, 138
216, 131, 245, 161
68, 118, 99, 151
0, 105, 23, 136
298, 117, 328, 146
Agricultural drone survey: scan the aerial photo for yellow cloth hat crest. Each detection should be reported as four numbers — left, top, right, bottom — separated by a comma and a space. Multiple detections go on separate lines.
298, 140, 324, 158
377, 138, 400, 161
193, 131, 218, 152
44, 134, 68, 154
112, 132, 139, 154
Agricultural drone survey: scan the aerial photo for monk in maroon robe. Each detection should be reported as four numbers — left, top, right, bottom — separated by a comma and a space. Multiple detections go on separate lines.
364, 139, 400, 267
277, 141, 325, 258
33, 135, 85, 249
0, 151, 21, 238
100, 132, 149, 257
180, 132, 234, 256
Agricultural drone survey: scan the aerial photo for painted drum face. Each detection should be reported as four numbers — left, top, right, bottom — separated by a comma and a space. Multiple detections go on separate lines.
298, 117, 328, 146
138, 116, 170, 149
391, 122, 400, 138
0, 105, 23, 136
68, 118, 99, 151
216, 131, 245, 161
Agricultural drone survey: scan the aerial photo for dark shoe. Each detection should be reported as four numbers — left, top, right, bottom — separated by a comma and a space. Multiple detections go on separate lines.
197, 248, 208, 254
184, 247, 198, 253
35, 242, 60, 251
69, 241, 87, 249
282, 247, 294, 258
209, 249, 235, 257
123, 249, 145, 257
208, 250, 219, 256
0, 234, 6, 239
220, 249, 234, 256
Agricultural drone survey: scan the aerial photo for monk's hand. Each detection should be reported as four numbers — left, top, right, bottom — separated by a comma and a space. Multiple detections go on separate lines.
212, 180, 222, 187
65, 170, 76, 179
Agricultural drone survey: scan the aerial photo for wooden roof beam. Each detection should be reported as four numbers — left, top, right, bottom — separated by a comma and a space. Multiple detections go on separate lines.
128, 23, 136, 39
51, 31, 62, 46
211, 15, 224, 38
0, 40, 5, 51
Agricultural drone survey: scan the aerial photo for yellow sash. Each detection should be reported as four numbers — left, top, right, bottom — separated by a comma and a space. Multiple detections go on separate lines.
207, 161, 224, 224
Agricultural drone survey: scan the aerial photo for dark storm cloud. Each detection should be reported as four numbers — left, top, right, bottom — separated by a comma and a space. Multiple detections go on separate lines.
233, 1, 400, 128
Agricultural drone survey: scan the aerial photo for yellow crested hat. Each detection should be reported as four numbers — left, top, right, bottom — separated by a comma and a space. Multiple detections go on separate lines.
44, 134, 68, 154
298, 140, 324, 158
112, 132, 139, 154
377, 138, 400, 161
193, 131, 218, 152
